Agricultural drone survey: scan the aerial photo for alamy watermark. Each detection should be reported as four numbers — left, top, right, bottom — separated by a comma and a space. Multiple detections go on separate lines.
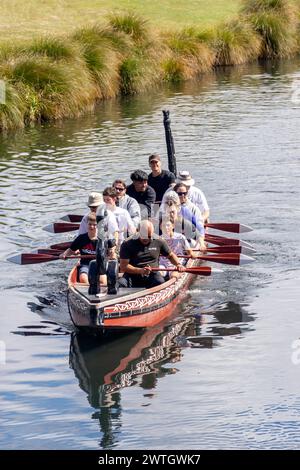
0, 80, 6, 105
291, 79, 300, 104
291, 339, 300, 365
0, 340, 6, 365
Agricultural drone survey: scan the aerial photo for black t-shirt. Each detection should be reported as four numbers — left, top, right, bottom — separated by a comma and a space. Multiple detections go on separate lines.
120, 235, 171, 268
126, 184, 156, 217
70, 233, 98, 266
148, 170, 175, 203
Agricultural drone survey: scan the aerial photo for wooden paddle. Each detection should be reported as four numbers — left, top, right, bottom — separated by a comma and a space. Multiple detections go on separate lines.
43, 222, 79, 233
205, 233, 254, 248
194, 245, 256, 255
49, 219, 253, 235
7, 253, 95, 265
50, 241, 72, 250
204, 222, 253, 233
60, 214, 83, 223
7, 251, 253, 266
151, 266, 221, 276
177, 253, 254, 265
34, 248, 254, 265
46, 243, 255, 255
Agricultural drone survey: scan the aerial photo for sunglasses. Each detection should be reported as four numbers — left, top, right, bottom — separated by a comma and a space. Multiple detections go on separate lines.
114, 187, 125, 192
177, 191, 188, 196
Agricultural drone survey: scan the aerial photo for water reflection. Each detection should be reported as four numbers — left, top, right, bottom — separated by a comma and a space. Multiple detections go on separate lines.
69, 315, 224, 448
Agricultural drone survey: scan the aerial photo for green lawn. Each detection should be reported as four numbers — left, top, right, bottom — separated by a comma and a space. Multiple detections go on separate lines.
0, 0, 241, 41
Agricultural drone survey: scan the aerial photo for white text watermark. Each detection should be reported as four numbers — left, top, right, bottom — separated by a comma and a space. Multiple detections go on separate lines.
0, 80, 6, 105
291, 339, 300, 365
0, 340, 6, 365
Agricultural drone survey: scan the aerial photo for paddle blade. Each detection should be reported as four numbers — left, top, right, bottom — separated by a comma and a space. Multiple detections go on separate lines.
35, 249, 63, 255
205, 234, 254, 249
205, 222, 253, 233
202, 245, 256, 255
198, 253, 255, 266
43, 222, 79, 233
7, 253, 60, 265
60, 214, 83, 223
50, 241, 72, 250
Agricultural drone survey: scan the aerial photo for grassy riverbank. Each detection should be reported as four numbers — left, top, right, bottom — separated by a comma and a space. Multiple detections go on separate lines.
1, 0, 300, 131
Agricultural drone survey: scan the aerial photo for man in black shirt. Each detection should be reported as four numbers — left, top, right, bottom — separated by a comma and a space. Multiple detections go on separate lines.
59, 213, 101, 284
126, 170, 156, 218
119, 220, 185, 288
148, 154, 175, 204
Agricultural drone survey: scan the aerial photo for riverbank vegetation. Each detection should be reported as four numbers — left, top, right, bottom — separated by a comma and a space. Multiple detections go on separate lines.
1, 0, 300, 131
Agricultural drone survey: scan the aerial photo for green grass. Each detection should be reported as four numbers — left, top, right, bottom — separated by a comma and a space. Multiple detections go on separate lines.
0, 0, 241, 41
1, 1, 300, 131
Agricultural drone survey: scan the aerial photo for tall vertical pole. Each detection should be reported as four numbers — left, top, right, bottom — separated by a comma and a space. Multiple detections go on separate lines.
162, 110, 177, 177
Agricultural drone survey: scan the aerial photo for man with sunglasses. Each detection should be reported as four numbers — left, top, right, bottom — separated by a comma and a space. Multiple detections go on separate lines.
173, 183, 206, 250
112, 179, 141, 228
148, 154, 175, 204
175, 171, 210, 222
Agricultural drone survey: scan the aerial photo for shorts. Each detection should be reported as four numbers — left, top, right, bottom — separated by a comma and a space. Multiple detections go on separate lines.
78, 264, 89, 277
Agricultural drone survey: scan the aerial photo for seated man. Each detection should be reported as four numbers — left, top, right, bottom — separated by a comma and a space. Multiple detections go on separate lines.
118, 220, 185, 289
112, 179, 141, 228
59, 213, 106, 286
126, 170, 156, 218
175, 171, 210, 222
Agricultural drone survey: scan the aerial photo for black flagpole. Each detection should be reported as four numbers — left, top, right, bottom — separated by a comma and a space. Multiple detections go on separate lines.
162, 110, 177, 177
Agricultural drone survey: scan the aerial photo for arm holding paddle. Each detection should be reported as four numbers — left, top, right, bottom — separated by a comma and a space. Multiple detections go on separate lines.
59, 248, 75, 260
167, 251, 186, 272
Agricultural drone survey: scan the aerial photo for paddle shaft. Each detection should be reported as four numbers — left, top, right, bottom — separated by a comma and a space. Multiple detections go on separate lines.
151, 266, 212, 276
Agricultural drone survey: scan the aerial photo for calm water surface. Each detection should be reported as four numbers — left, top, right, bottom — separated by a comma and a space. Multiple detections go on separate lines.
0, 60, 300, 450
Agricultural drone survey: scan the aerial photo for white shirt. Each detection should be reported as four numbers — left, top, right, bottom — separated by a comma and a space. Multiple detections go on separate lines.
106, 206, 135, 243
117, 194, 141, 228
160, 232, 191, 269
188, 186, 209, 214
78, 210, 118, 238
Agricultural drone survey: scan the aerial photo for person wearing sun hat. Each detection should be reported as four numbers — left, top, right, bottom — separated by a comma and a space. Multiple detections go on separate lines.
78, 191, 118, 241
175, 171, 210, 222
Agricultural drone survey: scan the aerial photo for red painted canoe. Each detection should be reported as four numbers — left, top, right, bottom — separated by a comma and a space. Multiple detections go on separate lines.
67, 252, 203, 335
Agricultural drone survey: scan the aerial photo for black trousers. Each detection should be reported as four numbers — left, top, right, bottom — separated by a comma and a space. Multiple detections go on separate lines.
118, 272, 165, 288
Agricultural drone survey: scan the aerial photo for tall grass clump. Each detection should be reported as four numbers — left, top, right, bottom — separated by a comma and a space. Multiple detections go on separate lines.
24, 37, 80, 61
0, 82, 26, 131
108, 12, 163, 94
213, 19, 261, 65
72, 25, 128, 99
162, 28, 215, 82
241, 0, 300, 58
109, 11, 150, 43
1, 54, 97, 123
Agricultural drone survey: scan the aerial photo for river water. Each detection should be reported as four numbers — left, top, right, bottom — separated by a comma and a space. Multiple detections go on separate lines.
0, 59, 300, 450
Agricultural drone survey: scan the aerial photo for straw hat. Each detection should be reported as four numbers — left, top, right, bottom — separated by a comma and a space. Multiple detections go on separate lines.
87, 192, 103, 207
175, 171, 195, 186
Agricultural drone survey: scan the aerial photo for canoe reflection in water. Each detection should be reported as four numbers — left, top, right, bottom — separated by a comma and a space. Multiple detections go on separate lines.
69, 317, 198, 448
69, 317, 194, 409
